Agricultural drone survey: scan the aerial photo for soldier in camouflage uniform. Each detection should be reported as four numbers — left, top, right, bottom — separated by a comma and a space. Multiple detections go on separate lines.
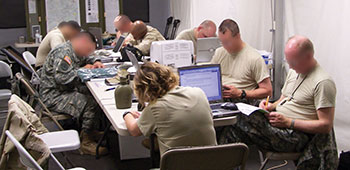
219, 36, 338, 169
39, 31, 107, 155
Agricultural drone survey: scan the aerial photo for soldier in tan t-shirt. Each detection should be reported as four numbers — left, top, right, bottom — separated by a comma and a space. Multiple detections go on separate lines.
211, 19, 272, 102
123, 62, 217, 156
126, 21, 165, 56
175, 20, 217, 55
35, 21, 81, 67
220, 36, 338, 169
112, 15, 165, 55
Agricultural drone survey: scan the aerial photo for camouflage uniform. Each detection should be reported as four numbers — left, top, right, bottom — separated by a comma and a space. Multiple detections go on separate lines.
39, 42, 100, 131
219, 112, 338, 169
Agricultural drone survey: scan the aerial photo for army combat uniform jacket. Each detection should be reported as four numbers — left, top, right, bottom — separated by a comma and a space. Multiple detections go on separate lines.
39, 42, 100, 130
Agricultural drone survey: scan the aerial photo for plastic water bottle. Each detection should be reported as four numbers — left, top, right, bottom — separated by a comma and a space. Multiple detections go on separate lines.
35, 30, 41, 44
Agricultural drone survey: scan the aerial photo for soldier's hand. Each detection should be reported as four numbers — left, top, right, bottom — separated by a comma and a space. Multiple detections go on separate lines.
223, 85, 242, 99
84, 64, 94, 69
93, 61, 105, 68
267, 112, 292, 128
130, 111, 141, 119
259, 100, 273, 111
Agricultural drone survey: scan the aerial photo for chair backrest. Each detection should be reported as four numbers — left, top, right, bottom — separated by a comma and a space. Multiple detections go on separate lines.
5, 130, 44, 170
0, 61, 12, 78
22, 51, 40, 79
16, 72, 36, 96
1, 46, 32, 75
160, 143, 249, 170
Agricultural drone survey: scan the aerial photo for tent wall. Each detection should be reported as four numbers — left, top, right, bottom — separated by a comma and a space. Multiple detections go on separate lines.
171, 0, 349, 153
284, 0, 350, 153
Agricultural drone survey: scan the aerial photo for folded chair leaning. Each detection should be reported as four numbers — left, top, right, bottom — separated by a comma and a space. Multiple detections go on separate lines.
0, 94, 51, 170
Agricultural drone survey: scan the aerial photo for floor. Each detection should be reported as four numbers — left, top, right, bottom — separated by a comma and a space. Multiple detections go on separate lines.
0, 113, 296, 170
49, 145, 296, 170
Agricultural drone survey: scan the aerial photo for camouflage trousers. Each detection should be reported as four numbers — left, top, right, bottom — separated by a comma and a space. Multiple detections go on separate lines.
48, 92, 99, 131
219, 111, 311, 153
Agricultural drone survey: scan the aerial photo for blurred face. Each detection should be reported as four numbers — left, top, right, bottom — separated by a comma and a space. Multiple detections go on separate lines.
65, 28, 80, 40
218, 30, 240, 53
114, 20, 131, 33
284, 48, 311, 74
197, 26, 216, 38
72, 36, 96, 57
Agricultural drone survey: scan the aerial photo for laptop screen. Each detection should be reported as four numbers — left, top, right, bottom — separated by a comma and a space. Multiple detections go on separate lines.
113, 35, 126, 52
178, 64, 222, 102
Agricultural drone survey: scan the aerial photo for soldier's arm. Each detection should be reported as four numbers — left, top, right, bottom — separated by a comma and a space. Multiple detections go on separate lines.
85, 55, 101, 65
53, 56, 79, 86
291, 107, 334, 134
133, 33, 158, 55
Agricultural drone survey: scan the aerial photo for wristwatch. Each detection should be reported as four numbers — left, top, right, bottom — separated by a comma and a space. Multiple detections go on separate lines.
123, 111, 131, 119
240, 90, 246, 99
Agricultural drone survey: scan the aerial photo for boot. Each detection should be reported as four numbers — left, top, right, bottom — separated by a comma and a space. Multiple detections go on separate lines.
89, 130, 105, 142
80, 131, 108, 156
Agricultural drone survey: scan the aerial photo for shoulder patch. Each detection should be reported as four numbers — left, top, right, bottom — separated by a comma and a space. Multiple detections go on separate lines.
64, 56, 72, 65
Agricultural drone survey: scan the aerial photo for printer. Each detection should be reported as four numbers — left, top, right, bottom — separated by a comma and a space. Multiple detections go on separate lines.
150, 40, 193, 68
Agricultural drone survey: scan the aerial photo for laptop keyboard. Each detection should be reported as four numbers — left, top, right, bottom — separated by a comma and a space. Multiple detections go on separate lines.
210, 103, 222, 110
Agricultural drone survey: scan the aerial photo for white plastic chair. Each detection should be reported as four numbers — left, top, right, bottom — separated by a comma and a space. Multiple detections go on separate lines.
5, 130, 85, 170
22, 51, 40, 82
38, 130, 81, 153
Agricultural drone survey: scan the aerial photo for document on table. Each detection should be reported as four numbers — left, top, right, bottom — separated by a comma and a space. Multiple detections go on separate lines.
236, 103, 269, 116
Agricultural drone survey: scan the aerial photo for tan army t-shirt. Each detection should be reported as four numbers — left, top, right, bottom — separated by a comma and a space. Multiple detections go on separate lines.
35, 28, 65, 67
175, 29, 197, 55
127, 25, 165, 56
211, 44, 270, 90
276, 63, 336, 120
137, 86, 217, 156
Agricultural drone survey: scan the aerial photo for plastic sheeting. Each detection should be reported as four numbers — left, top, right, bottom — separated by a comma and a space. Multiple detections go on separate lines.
77, 67, 118, 82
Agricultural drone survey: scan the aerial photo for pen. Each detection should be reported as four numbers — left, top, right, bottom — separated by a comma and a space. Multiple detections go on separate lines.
105, 87, 116, 91
265, 96, 270, 108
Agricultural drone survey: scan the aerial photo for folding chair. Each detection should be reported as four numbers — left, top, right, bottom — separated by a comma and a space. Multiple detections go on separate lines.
163, 16, 174, 39
0, 61, 12, 114
169, 19, 181, 40
157, 143, 249, 170
258, 149, 301, 170
5, 130, 85, 170
22, 51, 40, 85
15, 72, 72, 131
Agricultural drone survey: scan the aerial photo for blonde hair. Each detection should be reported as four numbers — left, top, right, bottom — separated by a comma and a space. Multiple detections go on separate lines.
133, 62, 179, 104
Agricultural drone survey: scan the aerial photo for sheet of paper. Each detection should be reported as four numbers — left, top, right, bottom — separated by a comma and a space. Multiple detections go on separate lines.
236, 103, 269, 116
28, 0, 37, 14
85, 0, 99, 23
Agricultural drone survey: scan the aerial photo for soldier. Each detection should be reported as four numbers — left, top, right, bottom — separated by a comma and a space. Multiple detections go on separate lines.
36, 21, 81, 68
211, 19, 272, 104
113, 14, 134, 39
219, 35, 338, 169
112, 15, 165, 56
126, 20, 165, 56
39, 31, 107, 155
176, 20, 217, 55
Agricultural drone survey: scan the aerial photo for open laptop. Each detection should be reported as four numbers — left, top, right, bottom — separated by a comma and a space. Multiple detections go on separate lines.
196, 37, 221, 63
113, 35, 126, 53
178, 64, 240, 118
126, 50, 140, 70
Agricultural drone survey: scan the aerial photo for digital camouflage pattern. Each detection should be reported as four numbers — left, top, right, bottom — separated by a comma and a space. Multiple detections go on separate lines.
39, 42, 100, 131
219, 112, 338, 169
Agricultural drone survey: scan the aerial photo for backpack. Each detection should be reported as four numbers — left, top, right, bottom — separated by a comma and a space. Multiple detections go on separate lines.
119, 44, 143, 62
